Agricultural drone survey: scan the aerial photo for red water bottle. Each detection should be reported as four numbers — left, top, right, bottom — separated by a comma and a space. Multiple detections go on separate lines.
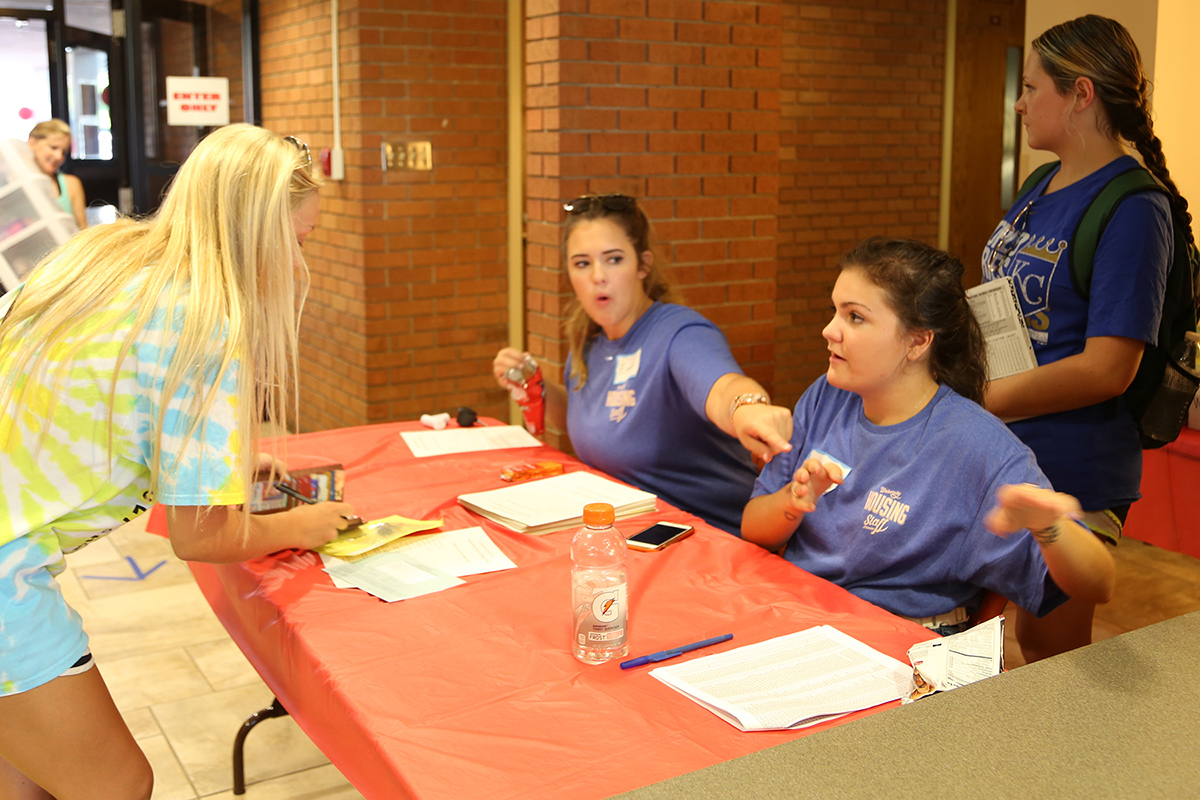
505, 355, 545, 436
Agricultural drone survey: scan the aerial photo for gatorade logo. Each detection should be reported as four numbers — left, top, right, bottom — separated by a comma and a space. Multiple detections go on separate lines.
591, 590, 620, 623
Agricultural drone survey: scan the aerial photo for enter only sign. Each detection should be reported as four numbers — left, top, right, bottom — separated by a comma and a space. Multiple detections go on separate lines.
165, 76, 230, 127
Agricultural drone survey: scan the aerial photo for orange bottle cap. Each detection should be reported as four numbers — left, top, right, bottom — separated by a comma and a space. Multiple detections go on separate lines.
582, 503, 615, 526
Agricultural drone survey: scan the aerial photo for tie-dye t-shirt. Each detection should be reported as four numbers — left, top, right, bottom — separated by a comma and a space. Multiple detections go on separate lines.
0, 278, 245, 577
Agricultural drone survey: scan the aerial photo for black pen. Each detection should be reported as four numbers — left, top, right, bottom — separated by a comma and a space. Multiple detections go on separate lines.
274, 482, 364, 527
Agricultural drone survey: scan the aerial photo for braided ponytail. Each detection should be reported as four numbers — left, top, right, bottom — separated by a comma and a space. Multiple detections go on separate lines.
1115, 104, 1194, 247
1034, 14, 1194, 246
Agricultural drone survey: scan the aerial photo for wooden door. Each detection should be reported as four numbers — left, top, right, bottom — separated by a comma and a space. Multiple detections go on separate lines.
948, 0, 1026, 288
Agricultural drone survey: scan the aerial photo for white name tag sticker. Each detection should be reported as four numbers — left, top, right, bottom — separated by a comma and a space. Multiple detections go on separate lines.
614, 350, 642, 384
805, 449, 852, 494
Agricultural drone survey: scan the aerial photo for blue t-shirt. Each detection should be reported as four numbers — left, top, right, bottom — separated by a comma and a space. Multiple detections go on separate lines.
752, 378, 1067, 619
981, 156, 1172, 509
566, 302, 758, 534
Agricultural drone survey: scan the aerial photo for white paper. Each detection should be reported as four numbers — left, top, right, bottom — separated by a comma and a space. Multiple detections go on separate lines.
904, 615, 1004, 703
321, 552, 463, 602
457, 471, 657, 535
382, 527, 517, 577
400, 424, 542, 458
650, 626, 911, 731
966, 276, 1038, 380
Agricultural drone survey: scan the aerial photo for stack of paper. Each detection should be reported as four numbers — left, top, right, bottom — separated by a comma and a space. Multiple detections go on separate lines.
457, 471, 657, 535
649, 626, 912, 731
321, 527, 518, 602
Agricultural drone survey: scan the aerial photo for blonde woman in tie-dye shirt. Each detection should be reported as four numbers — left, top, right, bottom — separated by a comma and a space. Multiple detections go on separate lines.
0, 125, 356, 800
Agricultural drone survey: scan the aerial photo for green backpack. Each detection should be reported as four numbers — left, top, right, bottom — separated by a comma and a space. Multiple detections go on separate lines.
1016, 161, 1200, 448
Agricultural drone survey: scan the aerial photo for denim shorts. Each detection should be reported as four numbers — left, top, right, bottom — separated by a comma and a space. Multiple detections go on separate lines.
0, 535, 89, 695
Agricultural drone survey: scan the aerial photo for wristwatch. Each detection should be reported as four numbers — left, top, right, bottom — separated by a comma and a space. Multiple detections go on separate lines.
729, 392, 770, 421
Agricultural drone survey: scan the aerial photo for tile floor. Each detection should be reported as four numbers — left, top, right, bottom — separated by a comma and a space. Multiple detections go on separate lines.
62, 517, 1200, 799
60, 514, 363, 800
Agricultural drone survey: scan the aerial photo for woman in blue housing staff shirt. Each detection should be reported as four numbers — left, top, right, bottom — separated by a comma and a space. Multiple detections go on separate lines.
492, 194, 792, 535
743, 238, 1115, 637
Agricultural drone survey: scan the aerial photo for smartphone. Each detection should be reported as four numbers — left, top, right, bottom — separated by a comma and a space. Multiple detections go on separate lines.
626, 521, 695, 551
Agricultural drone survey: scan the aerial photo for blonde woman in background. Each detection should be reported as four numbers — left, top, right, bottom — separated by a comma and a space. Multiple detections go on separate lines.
27, 119, 87, 229
0, 125, 353, 800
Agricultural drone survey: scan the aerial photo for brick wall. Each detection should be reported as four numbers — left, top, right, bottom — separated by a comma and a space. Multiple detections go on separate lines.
259, 0, 362, 431
258, 0, 509, 431
252, 0, 947, 433
526, 0, 784, 449
775, 0, 945, 406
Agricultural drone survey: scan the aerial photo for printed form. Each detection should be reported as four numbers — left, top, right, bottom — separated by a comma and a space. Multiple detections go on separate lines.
650, 625, 912, 731
966, 276, 1038, 380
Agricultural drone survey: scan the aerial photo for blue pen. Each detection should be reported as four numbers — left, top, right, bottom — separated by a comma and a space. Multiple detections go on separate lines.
620, 633, 734, 670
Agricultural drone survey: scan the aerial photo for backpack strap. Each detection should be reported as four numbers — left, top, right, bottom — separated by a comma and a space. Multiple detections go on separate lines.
1016, 161, 1059, 203
1068, 166, 1165, 300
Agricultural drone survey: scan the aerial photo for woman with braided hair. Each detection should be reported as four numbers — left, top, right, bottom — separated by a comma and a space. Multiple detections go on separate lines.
980, 15, 1192, 662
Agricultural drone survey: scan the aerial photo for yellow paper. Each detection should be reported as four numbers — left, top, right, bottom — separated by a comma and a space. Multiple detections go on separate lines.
318, 515, 443, 558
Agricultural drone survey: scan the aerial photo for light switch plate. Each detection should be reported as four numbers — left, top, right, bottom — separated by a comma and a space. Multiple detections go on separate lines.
382, 141, 433, 171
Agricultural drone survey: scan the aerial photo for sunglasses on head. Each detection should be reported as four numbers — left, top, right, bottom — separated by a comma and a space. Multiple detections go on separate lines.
563, 194, 637, 215
283, 135, 312, 170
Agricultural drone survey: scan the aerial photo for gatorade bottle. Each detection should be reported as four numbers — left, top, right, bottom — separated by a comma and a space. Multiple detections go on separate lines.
571, 503, 629, 664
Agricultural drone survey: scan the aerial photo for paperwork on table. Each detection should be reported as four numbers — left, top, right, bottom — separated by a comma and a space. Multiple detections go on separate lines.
400, 424, 542, 458
321, 527, 517, 602
903, 615, 1004, 703
650, 625, 912, 731
457, 470, 658, 535
317, 514, 444, 558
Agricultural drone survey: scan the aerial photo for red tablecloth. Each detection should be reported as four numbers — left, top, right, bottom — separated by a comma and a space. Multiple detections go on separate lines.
186, 420, 935, 800
1125, 427, 1200, 559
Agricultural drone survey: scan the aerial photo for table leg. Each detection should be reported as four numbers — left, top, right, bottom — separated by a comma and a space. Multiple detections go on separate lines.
231, 696, 290, 795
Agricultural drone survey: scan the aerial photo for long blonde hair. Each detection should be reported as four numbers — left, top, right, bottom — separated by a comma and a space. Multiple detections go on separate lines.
0, 124, 318, 519
563, 196, 678, 388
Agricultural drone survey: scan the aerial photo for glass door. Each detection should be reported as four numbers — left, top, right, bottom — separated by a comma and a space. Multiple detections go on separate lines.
2, 0, 256, 221
65, 23, 119, 223
123, 0, 214, 214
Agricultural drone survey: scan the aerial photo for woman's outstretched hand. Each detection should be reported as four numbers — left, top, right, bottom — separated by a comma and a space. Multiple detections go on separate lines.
731, 403, 794, 467
985, 483, 1082, 538
786, 456, 843, 513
